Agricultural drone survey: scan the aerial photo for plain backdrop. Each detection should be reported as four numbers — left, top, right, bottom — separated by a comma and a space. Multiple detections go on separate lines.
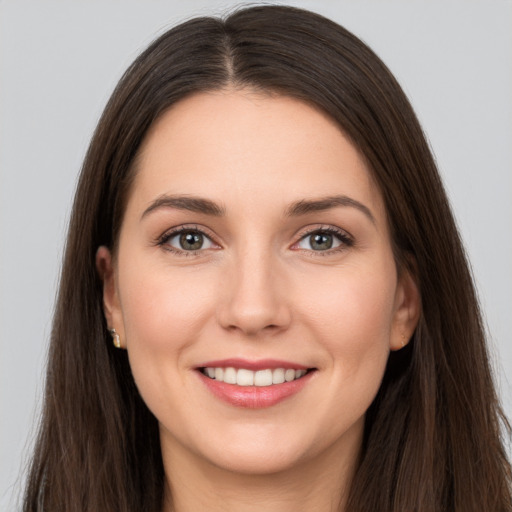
1, 1, 511, 509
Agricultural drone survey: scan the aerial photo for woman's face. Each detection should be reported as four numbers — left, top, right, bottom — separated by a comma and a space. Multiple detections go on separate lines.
98, 90, 419, 476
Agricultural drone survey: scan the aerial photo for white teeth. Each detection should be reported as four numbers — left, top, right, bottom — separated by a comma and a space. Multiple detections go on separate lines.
237, 368, 254, 386
203, 367, 309, 386
272, 368, 285, 384
254, 369, 273, 386
223, 367, 237, 384
285, 369, 296, 382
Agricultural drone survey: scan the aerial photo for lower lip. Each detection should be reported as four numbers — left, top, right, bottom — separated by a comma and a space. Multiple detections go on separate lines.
198, 370, 315, 408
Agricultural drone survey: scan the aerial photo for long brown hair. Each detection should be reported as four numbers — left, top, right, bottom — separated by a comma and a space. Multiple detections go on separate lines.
23, 5, 511, 511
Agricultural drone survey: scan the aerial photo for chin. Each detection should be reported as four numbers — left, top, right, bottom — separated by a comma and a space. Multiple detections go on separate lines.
176, 415, 360, 477
160, 417, 320, 476
203, 440, 310, 476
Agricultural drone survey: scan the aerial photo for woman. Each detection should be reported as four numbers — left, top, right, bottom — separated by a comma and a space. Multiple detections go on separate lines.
23, 5, 511, 511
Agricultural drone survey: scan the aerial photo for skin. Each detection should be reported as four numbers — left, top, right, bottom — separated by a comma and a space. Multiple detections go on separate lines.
97, 89, 420, 512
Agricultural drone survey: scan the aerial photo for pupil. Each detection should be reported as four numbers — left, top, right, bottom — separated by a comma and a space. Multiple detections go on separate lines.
311, 233, 332, 250
180, 232, 203, 250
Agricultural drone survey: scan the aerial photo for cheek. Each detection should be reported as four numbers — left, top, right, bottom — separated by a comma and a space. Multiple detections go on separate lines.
120, 257, 215, 343
295, 264, 396, 439
300, 261, 396, 380
117, 258, 216, 405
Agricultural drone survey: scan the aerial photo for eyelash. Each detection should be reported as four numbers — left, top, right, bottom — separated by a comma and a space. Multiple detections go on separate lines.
156, 225, 216, 257
294, 226, 354, 256
156, 225, 354, 257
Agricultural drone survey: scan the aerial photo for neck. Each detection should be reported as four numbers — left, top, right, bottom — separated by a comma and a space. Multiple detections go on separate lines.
161, 427, 362, 512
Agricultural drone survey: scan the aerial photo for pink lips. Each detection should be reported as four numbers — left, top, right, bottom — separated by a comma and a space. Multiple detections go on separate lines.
197, 358, 314, 409
198, 358, 309, 371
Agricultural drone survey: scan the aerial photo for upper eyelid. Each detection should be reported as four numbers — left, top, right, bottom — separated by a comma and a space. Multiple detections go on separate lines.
294, 224, 353, 241
158, 224, 218, 243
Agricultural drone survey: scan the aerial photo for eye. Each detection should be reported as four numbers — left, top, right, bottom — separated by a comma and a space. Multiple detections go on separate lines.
160, 228, 216, 253
295, 228, 352, 252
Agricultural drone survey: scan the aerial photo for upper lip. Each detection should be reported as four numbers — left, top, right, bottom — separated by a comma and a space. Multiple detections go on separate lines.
197, 358, 311, 371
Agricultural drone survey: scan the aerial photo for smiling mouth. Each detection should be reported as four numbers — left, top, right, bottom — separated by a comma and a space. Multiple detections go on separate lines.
199, 367, 313, 386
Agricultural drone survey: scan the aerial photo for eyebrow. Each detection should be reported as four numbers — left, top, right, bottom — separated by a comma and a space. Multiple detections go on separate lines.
285, 195, 376, 224
141, 193, 375, 224
141, 194, 226, 219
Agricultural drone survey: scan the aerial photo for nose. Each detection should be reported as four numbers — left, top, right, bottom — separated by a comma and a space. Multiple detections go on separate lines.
216, 249, 291, 337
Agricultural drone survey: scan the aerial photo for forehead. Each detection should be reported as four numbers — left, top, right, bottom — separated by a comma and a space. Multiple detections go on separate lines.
129, 89, 386, 224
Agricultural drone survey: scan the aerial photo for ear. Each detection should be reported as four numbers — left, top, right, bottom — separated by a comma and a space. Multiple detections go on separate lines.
390, 267, 421, 351
96, 246, 125, 347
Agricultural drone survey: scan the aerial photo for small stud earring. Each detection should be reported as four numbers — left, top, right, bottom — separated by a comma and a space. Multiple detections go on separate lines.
109, 328, 121, 349
401, 333, 407, 348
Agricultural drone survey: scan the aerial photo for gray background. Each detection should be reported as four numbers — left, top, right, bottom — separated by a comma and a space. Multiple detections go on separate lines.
1, 1, 511, 509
